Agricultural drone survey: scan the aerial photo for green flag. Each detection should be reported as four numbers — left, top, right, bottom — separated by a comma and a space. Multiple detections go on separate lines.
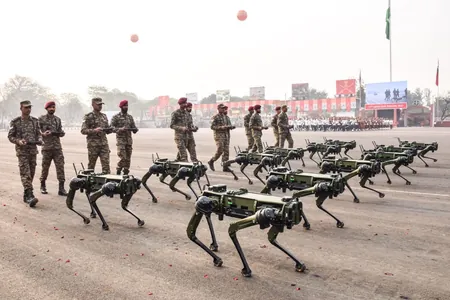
385, 6, 390, 40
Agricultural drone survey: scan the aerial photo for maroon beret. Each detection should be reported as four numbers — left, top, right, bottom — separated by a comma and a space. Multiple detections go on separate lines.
178, 97, 187, 105
248, 106, 254, 111
119, 100, 128, 108
254, 104, 261, 110
186, 102, 193, 107
275, 106, 281, 111
44, 101, 55, 109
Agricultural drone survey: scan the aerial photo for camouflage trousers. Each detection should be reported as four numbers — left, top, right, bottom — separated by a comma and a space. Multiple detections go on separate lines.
17, 154, 37, 190
246, 134, 256, 152
253, 134, 263, 153
40, 149, 65, 182
279, 132, 294, 148
273, 130, 279, 147
117, 144, 133, 170
211, 138, 230, 162
177, 138, 197, 162
175, 138, 188, 162
87, 145, 111, 174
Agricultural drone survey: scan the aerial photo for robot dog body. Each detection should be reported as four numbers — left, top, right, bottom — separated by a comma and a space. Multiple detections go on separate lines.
187, 178, 344, 277
397, 138, 438, 167
66, 169, 143, 230
141, 156, 210, 202
263, 146, 306, 167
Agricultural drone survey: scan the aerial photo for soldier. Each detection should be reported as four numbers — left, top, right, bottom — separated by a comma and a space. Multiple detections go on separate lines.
81, 97, 112, 174
38, 101, 68, 196
243, 106, 255, 151
110, 100, 139, 175
223, 105, 236, 147
170, 97, 189, 162
249, 104, 268, 152
8, 100, 43, 207
208, 104, 233, 172
271, 106, 281, 147
277, 105, 294, 148
176, 102, 198, 162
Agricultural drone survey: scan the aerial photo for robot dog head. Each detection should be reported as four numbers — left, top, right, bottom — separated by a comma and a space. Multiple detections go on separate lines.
320, 161, 337, 173
149, 164, 165, 175
101, 182, 117, 197
371, 161, 381, 174
69, 177, 87, 190
266, 175, 282, 190
195, 196, 214, 214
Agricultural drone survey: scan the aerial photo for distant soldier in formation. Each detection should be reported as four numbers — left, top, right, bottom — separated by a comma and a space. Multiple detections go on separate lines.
170, 97, 189, 162
110, 100, 139, 175
7, 100, 42, 207
208, 104, 233, 172
249, 104, 268, 152
277, 104, 294, 148
271, 106, 281, 147
38, 101, 68, 196
223, 105, 235, 148
80, 97, 111, 174
243, 106, 255, 151
177, 102, 198, 162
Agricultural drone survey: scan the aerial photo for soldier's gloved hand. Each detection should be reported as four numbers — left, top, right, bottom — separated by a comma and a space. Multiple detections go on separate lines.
132, 128, 139, 134
43, 130, 51, 136
94, 127, 102, 132
59, 131, 65, 137
118, 127, 126, 133
17, 139, 26, 146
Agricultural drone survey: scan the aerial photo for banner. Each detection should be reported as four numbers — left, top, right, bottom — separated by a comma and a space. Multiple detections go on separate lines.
365, 81, 408, 110
216, 89, 231, 103
336, 79, 356, 95
186, 92, 198, 104
249, 86, 265, 100
291, 83, 309, 100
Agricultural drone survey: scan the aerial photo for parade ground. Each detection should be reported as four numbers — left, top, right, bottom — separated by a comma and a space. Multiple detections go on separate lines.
0, 127, 449, 300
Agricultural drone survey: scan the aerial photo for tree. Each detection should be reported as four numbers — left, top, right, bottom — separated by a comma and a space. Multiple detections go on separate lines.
87, 85, 139, 108
436, 94, 450, 121
58, 93, 86, 125
201, 94, 217, 104
0, 75, 56, 118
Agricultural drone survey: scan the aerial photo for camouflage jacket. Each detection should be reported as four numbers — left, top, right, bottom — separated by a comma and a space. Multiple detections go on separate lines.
38, 114, 64, 151
8, 116, 43, 155
224, 114, 232, 138
80, 111, 110, 147
243, 112, 253, 135
186, 112, 198, 140
277, 112, 290, 134
210, 113, 228, 140
170, 109, 188, 140
271, 114, 279, 133
110, 112, 137, 145
250, 112, 263, 137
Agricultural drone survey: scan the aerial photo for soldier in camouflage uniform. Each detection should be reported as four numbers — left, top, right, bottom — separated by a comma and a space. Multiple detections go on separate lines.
38, 101, 68, 196
8, 100, 43, 207
208, 104, 233, 172
176, 102, 198, 162
170, 98, 189, 162
223, 105, 235, 147
249, 104, 268, 152
277, 104, 294, 148
110, 100, 139, 175
81, 97, 112, 173
243, 106, 256, 151
271, 106, 281, 147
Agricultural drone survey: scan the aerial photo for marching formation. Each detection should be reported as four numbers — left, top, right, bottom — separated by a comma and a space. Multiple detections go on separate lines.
7, 97, 440, 278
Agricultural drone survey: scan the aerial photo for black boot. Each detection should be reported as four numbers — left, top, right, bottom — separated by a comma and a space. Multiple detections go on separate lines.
58, 181, 68, 196
40, 181, 48, 194
116, 168, 122, 175
208, 159, 215, 171
24, 188, 38, 207
123, 169, 129, 175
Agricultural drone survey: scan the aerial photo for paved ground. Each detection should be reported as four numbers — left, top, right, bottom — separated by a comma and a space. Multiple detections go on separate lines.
0, 127, 449, 300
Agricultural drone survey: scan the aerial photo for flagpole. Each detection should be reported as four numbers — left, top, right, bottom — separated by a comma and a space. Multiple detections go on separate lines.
389, 0, 392, 82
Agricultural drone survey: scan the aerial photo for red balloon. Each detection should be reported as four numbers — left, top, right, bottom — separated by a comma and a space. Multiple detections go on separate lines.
237, 10, 247, 21
130, 34, 139, 43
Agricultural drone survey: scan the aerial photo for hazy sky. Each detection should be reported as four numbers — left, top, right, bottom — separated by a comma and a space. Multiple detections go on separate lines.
0, 0, 448, 102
